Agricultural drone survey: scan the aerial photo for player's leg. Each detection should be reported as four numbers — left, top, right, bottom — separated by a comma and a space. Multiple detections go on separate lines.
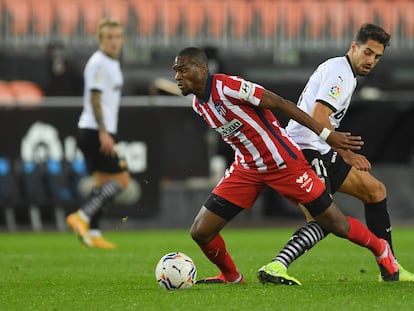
339, 168, 414, 281
67, 171, 128, 247
308, 193, 398, 278
89, 171, 129, 248
259, 166, 398, 284
67, 129, 129, 247
275, 204, 326, 267
258, 151, 335, 285
261, 195, 399, 284
194, 165, 262, 284
339, 168, 391, 248
190, 195, 244, 284
257, 204, 326, 285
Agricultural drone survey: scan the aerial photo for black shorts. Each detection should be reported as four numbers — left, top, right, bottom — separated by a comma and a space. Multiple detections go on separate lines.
77, 128, 127, 174
302, 149, 351, 195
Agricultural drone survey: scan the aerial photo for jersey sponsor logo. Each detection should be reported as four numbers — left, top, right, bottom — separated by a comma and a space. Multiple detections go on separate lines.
214, 102, 226, 116
239, 80, 254, 101
328, 84, 341, 99
296, 171, 314, 193
215, 119, 244, 137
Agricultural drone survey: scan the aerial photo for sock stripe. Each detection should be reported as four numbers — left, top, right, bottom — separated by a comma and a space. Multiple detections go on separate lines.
81, 181, 122, 217
275, 222, 326, 268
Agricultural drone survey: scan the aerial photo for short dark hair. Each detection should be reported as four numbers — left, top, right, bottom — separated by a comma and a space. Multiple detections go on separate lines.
354, 23, 391, 48
177, 47, 208, 65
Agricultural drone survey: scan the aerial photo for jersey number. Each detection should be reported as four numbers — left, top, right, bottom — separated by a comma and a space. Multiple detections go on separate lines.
334, 108, 346, 120
310, 158, 327, 178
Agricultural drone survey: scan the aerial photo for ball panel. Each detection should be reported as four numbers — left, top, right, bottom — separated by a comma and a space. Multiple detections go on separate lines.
155, 252, 197, 290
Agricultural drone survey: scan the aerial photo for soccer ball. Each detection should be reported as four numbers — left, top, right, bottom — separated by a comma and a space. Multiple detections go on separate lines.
155, 252, 197, 290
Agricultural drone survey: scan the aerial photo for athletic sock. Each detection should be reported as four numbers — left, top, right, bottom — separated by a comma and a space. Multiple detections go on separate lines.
80, 180, 122, 218
345, 216, 385, 256
198, 234, 240, 281
364, 198, 393, 252
89, 209, 103, 230
273, 221, 327, 268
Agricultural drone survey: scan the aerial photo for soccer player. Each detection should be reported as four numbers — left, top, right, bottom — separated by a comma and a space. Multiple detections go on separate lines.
258, 23, 414, 285
172, 47, 398, 284
66, 18, 130, 249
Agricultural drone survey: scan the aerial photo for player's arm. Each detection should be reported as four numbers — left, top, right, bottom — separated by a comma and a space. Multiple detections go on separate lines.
90, 90, 116, 156
336, 148, 371, 171
259, 89, 363, 151
313, 101, 371, 171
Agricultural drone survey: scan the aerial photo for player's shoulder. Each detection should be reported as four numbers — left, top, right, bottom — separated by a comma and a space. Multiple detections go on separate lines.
89, 50, 117, 66
318, 56, 353, 80
85, 51, 104, 68
323, 56, 350, 72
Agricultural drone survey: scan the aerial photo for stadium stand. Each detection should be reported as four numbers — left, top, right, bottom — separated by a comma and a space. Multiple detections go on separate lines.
227, 0, 254, 38
1, 0, 414, 49
253, 0, 280, 38
130, 0, 159, 36
302, 0, 327, 38
0, 80, 43, 106
105, 0, 130, 26
79, 0, 105, 35
31, 0, 55, 35
400, 0, 414, 37
54, 0, 81, 35
372, 0, 400, 35
204, 0, 226, 37
3, 0, 32, 35
324, 0, 350, 37
8, 80, 44, 106
0, 81, 14, 106
159, 0, 182, 36
281, 0, 305, 38
180, 0, 206, 38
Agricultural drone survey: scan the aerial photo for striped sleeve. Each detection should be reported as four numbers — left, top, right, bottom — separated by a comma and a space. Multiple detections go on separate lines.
222, 75, 264, 106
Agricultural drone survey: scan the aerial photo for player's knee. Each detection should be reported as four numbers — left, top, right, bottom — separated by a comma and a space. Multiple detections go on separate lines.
363, 179, 386, 203
190, 222, 211, 245
189, 215, 215, 244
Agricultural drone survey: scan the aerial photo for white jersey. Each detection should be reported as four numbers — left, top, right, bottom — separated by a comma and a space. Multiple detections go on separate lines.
286, 56, 357, 155
78, 50, 123, 134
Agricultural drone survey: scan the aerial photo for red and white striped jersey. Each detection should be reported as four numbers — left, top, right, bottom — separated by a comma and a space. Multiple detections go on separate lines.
192, 74, 303, 172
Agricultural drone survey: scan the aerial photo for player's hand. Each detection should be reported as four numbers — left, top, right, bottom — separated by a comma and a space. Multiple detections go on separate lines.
340, 150, 371, 171
326, 131, 363, 151
99, 130, 116, 156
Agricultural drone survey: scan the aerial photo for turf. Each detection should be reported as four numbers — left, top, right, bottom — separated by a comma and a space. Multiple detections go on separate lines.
1, 227, 413, 311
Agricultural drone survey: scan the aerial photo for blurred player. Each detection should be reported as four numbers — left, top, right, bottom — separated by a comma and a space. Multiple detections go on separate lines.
172, 47, 398, 284
258, 23, 414, 284
66, 18, 130, 249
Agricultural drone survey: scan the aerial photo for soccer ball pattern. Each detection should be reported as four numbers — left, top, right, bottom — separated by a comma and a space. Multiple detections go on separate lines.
155, 252, 197, 290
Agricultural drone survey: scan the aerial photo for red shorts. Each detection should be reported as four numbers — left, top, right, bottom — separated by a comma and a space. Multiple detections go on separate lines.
212, 158, 326, 209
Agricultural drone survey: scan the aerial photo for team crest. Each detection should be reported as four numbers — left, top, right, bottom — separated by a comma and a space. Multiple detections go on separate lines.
328, 84, 341, 99
214, 102, 226, 116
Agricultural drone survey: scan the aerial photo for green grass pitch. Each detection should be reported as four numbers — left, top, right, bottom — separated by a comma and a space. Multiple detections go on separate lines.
1, 227, 414, 311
